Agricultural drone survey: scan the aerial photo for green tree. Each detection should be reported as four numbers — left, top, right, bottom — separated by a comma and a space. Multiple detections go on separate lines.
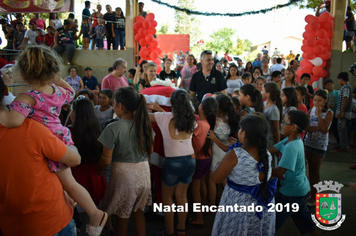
247, 49, 259, 62
174, 0, 201, 50
234, 37, 252, 55
157, 23, 170, 34
205, 27, 236, 53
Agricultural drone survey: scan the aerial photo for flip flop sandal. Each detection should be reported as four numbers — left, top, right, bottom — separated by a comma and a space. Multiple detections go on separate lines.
86, 211, 108, 236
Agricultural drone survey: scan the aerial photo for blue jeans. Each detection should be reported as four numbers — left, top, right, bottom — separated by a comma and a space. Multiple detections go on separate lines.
275, 191, 316, 235
338, 117, 349, 149
114, 29, 125, 50
53, 219, 76, 236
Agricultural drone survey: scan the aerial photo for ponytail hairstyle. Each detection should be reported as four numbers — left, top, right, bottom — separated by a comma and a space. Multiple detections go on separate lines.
170, 89, 196, 133
226, 63, 238, 81
200, 97, 219, 157
313, 89, 329, 112
264, 82, 283, 123
239, 84, 264, 113
143, 62, 157, 86
286, 68, 296, 85
282, 87, 298, 109
114, 86, 153, 156
216, 94, 238, 137
72, 98, 102, 164
240, 113, 269, 200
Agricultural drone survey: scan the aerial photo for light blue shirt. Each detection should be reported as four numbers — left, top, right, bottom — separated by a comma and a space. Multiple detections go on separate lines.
274, 137, 310, 197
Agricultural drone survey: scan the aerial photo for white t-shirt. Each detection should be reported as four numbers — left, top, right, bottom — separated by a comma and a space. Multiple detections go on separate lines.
24, 29, 37, 45
270, 64, 285, 73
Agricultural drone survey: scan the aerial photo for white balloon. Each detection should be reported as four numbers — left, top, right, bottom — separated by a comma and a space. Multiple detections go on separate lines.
309, 57, 323, 67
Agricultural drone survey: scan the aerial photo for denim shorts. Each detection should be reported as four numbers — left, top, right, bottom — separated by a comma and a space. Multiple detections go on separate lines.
275, 191, 316, 235
162, 155, 196, 187
305, 145, 327, 158
53, 219, 76, 236
96, 39, 104, 48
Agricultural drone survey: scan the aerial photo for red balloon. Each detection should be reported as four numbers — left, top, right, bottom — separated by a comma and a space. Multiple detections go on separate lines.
151, 20, 158, 28
325, 31, 332, 38
150, 51, 159, 60
146, 13, 155, 22
142, 21, 151, 29
321, 69, 327, 77
296, 68, 302, 78
145, 34, 154, 42
139, 28, 147, 36
320, 51, 331, 60
147, 28, 156, 35
310, 75, 320, 83
306, 38, 317, 47
323, 45, 331, 52
313, 45, 324, 54
320, 60, 327, 68
134, 34, 141, 42
157, 65, 162, 74
312, 66, 324, 77
140, 48, 150, 58
305, 15, 318, 23
305, 51, 316, 60
303, 31, 316, 39
133, 22, 142, 31
317, 37, 330, 46
315, 29, 326, 38
301, 45, 313, 53
321, 22, 333, 30
301, 66, 313, 74
310, 21, 321, 30
302, 53, 307, 59
319, 12, 332, 23
300, 59, 313, 68
150, 39, 158, 48
153, 58, 161, 66
305, 24, 313, 32
302, 39, 307, 45
135, 16, 145, 23
139, 39, 148, 47
155, 47, 162, 55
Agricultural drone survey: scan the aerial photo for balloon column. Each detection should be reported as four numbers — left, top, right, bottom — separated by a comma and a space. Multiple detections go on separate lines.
298, 12, 334, 84
134, 13, 163, 73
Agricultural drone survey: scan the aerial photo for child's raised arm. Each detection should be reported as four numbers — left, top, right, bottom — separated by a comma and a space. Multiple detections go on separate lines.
211, 149, 238, 183
53, 76, 75, 94
0, 94, 35, 128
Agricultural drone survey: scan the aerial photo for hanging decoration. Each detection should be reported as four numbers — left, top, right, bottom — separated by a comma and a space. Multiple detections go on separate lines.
134, 13, 163, 73
297, 12, 334, 85
150, 0, 300, 17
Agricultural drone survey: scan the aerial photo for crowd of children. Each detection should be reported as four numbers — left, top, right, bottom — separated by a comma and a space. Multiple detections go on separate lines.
1, 45, 356, 236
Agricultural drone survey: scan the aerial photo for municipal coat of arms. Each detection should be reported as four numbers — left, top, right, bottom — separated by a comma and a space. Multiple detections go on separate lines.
311, 180, 346, 230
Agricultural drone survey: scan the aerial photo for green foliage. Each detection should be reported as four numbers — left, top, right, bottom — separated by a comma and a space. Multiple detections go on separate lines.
247, 49, 259, 62
205, 27, 236, 53
174, 0, 201, 47
234, 37, 252, 55
204, 27, 252, 56
157, 23, 170, 34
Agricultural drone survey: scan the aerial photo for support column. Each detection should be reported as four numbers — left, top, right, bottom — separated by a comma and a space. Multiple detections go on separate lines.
329, 0, 347, 85
126, 0, 137, 68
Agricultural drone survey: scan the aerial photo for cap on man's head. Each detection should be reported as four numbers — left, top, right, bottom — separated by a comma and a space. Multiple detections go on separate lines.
138, 2, 144, 5
85, 67, 92, 71
29, 20, 36, 25
63, 20, 71, 26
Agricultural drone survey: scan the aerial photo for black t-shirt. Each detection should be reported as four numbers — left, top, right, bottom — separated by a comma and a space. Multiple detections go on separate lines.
114, 16, 125, 30
103, 12, 116, 33
303, 85, 314, 110
159, 70, 177, 81
189, 67, 227, 102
